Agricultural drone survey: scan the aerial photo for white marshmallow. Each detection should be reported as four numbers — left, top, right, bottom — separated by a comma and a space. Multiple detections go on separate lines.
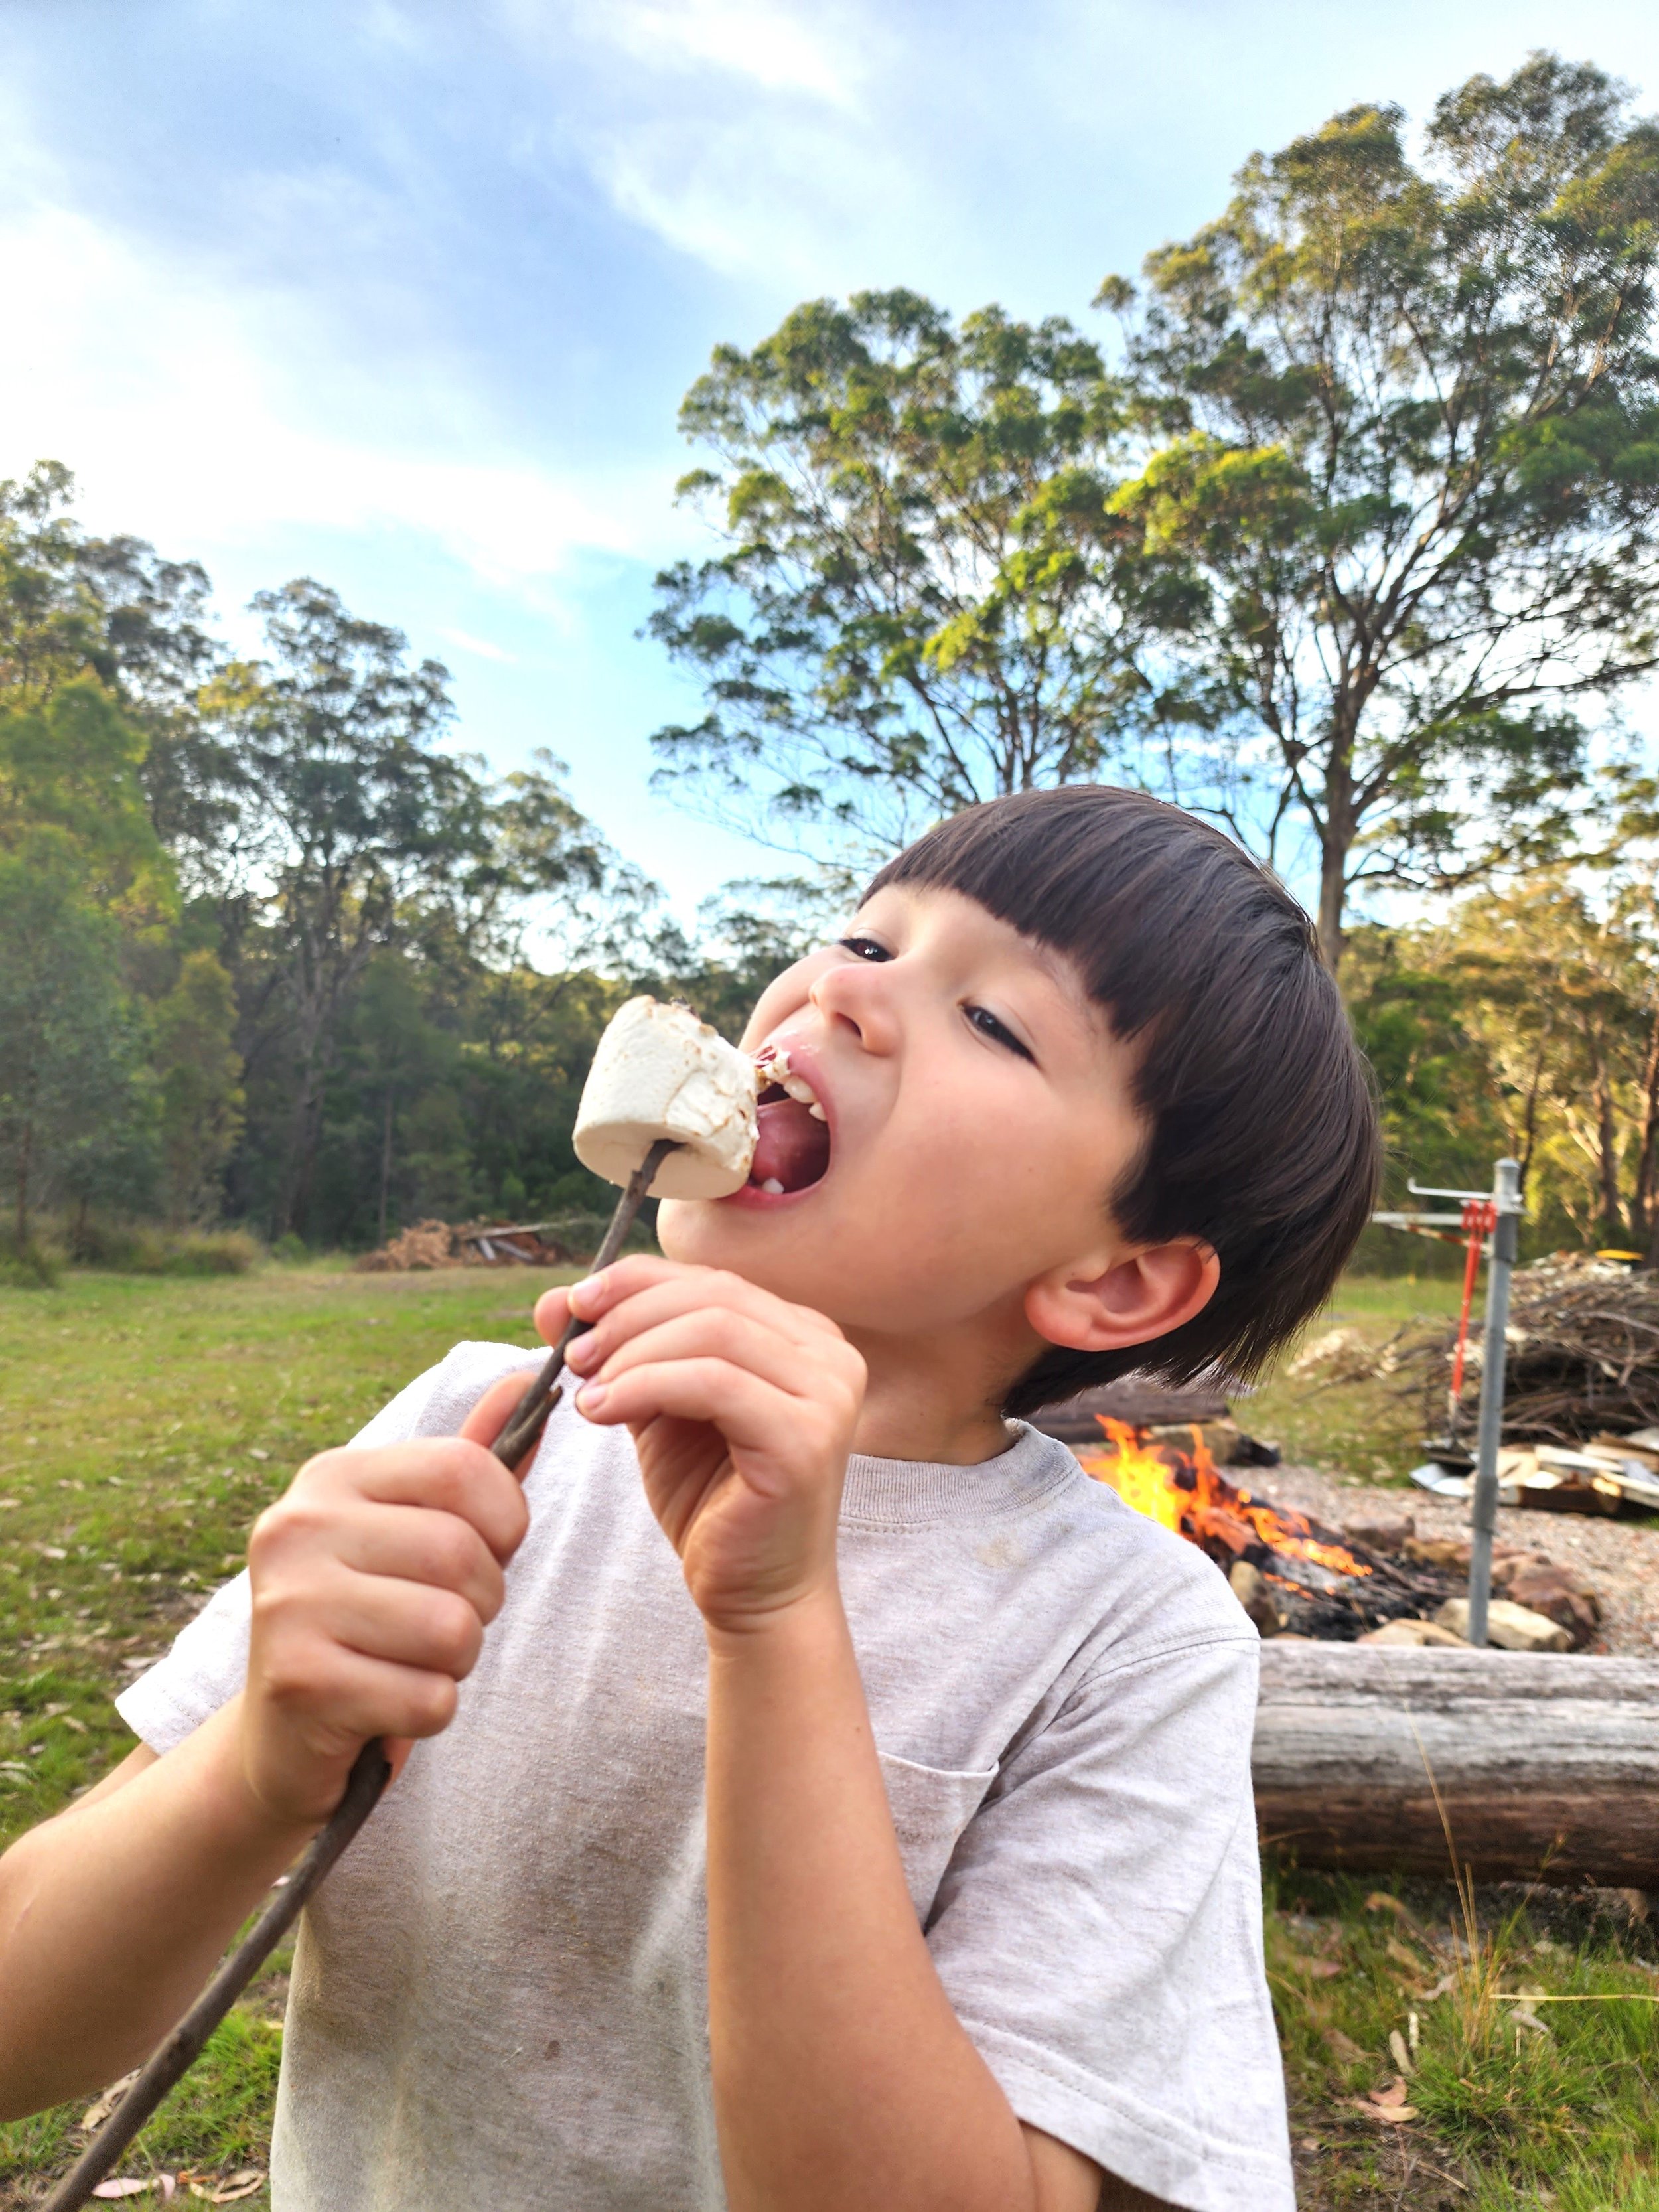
573, 997, 758, 1199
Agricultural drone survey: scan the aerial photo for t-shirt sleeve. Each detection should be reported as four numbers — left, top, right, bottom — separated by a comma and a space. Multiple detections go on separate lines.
926, 1629, 1293, 2212
115, 1341, 541, 1756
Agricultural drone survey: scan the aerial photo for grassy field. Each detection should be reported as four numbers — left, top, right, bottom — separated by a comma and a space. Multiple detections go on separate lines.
1, 1262, 1654, 2209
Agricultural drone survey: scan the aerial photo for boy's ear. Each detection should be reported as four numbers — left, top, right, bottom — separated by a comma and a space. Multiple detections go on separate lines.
1023, 1240, 1220, 1356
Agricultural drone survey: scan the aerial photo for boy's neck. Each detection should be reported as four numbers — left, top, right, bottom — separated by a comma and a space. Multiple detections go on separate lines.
845, 1323, 1025, 1467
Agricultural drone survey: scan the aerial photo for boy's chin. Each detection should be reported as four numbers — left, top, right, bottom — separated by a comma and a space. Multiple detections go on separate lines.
656, 1194, 826, 1299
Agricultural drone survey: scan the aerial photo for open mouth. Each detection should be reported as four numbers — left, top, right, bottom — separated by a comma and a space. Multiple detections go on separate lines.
749, 1046, 832, 1196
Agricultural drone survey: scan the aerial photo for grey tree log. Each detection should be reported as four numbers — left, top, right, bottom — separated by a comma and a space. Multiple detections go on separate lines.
1254, 1644, 1659, 1887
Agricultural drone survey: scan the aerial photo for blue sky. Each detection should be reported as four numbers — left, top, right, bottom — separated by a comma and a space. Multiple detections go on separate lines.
5, 0, 1658, 919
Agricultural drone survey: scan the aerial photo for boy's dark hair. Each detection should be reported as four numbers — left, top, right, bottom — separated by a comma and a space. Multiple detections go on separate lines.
864, 786, 1380, 1419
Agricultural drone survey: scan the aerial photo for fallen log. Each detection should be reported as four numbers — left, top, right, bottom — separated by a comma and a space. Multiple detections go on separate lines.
1253, 1643, 1659, 1889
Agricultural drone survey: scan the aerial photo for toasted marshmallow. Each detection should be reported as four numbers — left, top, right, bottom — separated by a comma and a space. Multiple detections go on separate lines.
574, 997, 758, 1199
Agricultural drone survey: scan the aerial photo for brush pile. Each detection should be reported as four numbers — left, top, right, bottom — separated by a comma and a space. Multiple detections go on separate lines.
1398, 1254, 1659, 1443
355, 1217, 599, 1272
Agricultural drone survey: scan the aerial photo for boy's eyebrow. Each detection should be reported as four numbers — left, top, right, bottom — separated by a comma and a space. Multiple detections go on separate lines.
1015, 933, 1110, 1033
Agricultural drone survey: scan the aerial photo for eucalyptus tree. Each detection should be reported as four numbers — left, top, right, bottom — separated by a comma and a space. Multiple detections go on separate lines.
648, 291, 1180, 866
1104, 53, 1659, 966
209, 581, 484, 1235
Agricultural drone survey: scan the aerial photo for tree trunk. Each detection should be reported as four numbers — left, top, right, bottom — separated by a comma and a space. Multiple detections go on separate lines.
1315, 841, 1346, 975
378, 1088, 394, 1244
1514, 1036, 1548, 1201
13, 1118, 29, 1251
1254, 1643, 1659, 1887
1593, 1053, 1624, 1246
1315, 736, 1357, 974
1635, 997, 1659, 1254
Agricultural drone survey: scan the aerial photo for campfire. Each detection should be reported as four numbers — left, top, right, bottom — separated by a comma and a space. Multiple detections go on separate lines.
1076, 1420, 1453, 1639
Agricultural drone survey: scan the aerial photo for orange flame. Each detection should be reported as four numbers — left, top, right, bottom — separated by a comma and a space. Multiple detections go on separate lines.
1078, 1419, 1371, 1579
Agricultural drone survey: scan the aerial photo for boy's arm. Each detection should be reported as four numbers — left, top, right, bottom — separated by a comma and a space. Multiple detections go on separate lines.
0, 1381, 531, 2118
559, 1260, 1167, 2212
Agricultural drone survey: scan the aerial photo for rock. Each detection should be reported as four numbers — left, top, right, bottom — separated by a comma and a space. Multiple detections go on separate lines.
1503, 1566, 1602, 1647
1435, 1597, 1573, 1653
1406, 1535, 1471, 1571
1229, 1560, 1282, 1637
1487, 1553, 1603, 1648
1343, 1517, 1415, 1555
1358, 1617, 1469, 1648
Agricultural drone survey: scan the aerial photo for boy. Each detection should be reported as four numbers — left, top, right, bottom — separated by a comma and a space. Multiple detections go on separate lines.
0, 786, 1377, 2211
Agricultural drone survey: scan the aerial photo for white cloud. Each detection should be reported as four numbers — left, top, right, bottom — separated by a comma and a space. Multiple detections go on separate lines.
439, 626, 517, 662
0, 196, 689, 589
604, 0, 858, 104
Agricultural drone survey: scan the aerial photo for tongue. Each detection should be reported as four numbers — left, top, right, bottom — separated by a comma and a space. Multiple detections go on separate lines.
750, 1097, 831, 1192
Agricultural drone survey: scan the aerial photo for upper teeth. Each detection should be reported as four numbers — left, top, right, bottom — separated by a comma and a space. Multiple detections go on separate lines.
755, 1046, 825, 1118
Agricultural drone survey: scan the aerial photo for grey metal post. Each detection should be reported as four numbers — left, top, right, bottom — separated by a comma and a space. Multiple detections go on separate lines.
1466, 1158, 1522, 1647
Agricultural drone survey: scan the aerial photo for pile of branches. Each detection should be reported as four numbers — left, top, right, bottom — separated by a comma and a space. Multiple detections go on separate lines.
1399, 1255, 1659, 1443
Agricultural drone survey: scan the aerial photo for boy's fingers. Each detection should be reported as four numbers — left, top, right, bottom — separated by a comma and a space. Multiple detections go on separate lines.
576, 1357, 821, 1464
295, 1649, 462, 1746
323, 1503, 507, 1624
579, 1308, 835, 1402
532, 1257, 679, 1345
532, 1285, 574, 1345
304, 1438, 528, 1562
316, 1572, 489, 1680
566, 1266, 839, 1357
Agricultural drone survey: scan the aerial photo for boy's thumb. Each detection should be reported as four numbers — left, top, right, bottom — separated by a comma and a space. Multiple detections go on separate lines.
459, 1365, 547, 1467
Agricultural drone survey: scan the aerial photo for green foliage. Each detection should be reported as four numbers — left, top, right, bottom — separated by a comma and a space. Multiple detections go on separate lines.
153, 950, 245, 1227
648, 290, 1165, 865
1104, 52, 1659, 961
0, 843, 158, 1250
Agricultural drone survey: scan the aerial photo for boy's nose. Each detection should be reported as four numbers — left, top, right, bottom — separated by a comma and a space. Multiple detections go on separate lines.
808, 958, 902, 1056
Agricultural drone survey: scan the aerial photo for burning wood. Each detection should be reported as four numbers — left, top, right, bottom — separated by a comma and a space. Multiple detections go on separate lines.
1077, 1420, 1457, 1639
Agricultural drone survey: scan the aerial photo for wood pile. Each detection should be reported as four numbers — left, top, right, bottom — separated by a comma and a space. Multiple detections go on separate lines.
1254, 1642, 1659, 1887
1401, 1254, 1659, 1443
355, 1218, 583, 1272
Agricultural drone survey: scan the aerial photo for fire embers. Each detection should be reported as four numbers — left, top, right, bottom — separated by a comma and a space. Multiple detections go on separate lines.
1078, 1420, 1456, 1641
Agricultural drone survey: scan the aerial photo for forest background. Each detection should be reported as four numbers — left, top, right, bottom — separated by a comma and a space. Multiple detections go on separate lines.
8, 51, 1659, 1279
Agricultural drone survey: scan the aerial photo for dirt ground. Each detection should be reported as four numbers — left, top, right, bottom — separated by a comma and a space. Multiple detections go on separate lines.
1260, 1461, 1659, 1656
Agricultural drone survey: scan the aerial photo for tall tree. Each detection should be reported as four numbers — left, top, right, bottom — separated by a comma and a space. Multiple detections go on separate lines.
1104, 53, 1659, 966
208, 580, 484, 1236
0, 841, 155, 1250
648, 292, 1171, 865
153, 948, 245, 1226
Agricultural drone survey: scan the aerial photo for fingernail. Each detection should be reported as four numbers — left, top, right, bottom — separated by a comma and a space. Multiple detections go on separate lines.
575, 1382, 607, 1414
569, 1274, 605, 1315
565, 1333, 598, 1370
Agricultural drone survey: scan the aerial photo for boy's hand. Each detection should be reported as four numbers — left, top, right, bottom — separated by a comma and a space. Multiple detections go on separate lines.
538, 1259, 865, 1635
238, 1370, 533, 1828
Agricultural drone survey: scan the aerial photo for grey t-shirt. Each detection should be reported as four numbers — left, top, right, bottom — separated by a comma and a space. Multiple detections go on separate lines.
119, 1341, 1293, 2212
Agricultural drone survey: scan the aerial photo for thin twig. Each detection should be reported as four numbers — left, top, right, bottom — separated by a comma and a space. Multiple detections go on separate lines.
44, 1138, 682, 2212
491, 1138, 679, 1468
40, 1743, 390, 2212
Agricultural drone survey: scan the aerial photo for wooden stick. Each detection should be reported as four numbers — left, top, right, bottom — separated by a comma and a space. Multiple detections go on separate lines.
490, 1138, 680, 1469
44, 1138, 682, 2212
40, 1742, 390, 2212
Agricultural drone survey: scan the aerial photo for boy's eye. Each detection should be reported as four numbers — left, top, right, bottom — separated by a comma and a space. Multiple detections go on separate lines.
837, 935, 892, 962
964, 1005, 1034, 1062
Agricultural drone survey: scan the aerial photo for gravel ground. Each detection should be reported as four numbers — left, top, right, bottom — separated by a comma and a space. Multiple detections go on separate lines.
1257, 1461, 1659, 1657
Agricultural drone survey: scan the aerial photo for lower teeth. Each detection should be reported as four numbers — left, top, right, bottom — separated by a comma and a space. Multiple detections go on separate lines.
760, 1178, 785, 1195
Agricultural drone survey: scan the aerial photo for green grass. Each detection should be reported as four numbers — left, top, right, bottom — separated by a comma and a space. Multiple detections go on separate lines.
1, 1262, 1652, 2209
0, 1261, 560, 2209
1267, 1867, 1659, 2209
1244, 1272, 1466, 1481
